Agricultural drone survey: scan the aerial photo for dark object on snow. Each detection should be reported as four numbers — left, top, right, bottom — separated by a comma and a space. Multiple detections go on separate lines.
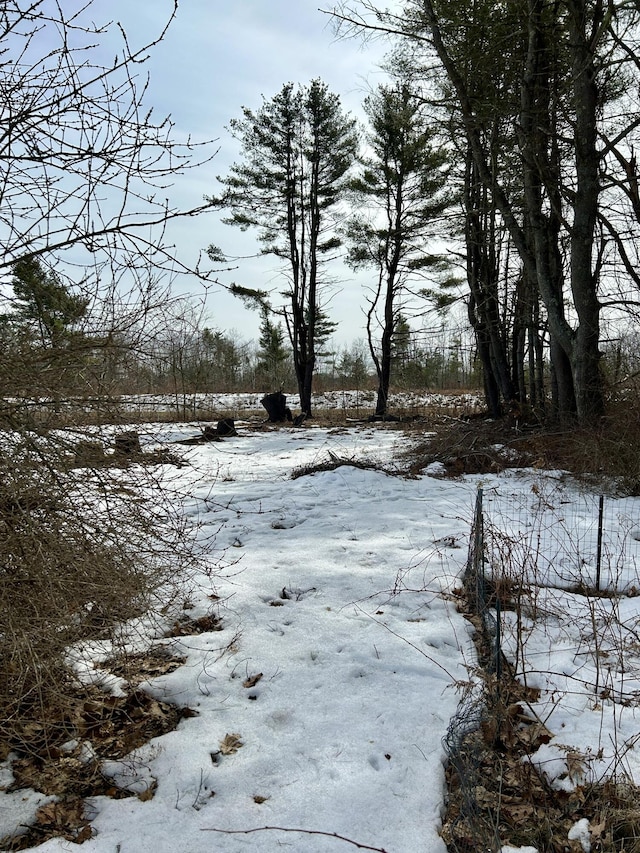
261, 392, 293, 423
177, 422, 237, 445
74, 439, 105, 465
368, 414, 401, 423
202, 426, 221, 442
114, 431, 141, 455
216, 418, 237, 437
178, 426, 221, 445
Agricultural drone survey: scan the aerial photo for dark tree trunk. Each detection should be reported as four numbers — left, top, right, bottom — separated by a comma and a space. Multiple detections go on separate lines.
566, 0, 604, 422
287, 299, 314, 419
464, 150, 516, 414
520, 0, 579, 421
548, 337, 576, 422
374, 277, 396, 417
298, 359, 314, 419
476, 330, 502, 418
375, 348, 391, 417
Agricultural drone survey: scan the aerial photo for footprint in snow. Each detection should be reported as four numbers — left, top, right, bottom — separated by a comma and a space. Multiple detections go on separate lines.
368, 753, 392, 771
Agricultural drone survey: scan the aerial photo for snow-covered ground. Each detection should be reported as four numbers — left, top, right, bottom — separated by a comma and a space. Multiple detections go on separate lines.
115, 389, 484, 418
4, 415, 640, 853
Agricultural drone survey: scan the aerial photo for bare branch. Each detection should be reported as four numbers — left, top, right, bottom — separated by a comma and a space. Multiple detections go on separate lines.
203, 825, 391, 851
0, 0, 218, 280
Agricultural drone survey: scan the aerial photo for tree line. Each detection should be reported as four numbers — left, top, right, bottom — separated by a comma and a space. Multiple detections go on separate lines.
5, 1, 640, 427
329, 0, 640, 424
205, 0, 640, 424
0, 258, 476, 416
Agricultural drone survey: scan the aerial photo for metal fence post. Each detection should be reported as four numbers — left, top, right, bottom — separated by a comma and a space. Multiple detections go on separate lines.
596, 495, 604, 592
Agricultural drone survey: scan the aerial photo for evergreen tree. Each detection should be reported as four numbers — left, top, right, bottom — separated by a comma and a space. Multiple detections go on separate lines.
9, 257, 89, 347
347, 82, 452, 415
256, 311, 290, 389
2, 257, 92, 408
210, 80, 358, 416
395, 0, 611, 421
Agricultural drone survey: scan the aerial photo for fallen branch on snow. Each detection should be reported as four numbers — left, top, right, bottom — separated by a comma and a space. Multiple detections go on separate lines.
202, 825, 390, 851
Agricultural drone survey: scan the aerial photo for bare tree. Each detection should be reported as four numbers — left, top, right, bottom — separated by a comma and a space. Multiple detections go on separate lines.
0, 0, 215, 277
0, 1, 220, 757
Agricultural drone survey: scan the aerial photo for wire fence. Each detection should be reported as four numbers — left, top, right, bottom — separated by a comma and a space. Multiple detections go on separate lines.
442, 487, 502, 852
441, 483, 640, 852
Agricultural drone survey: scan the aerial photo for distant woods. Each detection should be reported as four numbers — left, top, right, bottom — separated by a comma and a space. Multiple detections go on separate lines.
0, 257, 477, 415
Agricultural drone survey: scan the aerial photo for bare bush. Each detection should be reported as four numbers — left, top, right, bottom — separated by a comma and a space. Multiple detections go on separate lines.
0, 0, 221, 758
0, 433, 206, 754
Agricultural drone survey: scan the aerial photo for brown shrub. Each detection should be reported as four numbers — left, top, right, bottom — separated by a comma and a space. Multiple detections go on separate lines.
0, 437, 202, 756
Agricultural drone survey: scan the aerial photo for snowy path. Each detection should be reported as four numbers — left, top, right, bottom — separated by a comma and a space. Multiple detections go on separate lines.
17, 425, 478, 853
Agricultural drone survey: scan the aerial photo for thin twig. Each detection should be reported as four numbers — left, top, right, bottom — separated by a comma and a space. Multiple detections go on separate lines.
202, 825, 390, 851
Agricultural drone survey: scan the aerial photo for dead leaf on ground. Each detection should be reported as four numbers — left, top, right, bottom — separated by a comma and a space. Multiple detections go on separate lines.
104, 648, 186, 684
137, 780, 157, 802
566, 748, 588, 781
219, 733, 244, 755
243, 673, 263, 689
167, 613, 222, 637
34, 797, 91, 841
515, 722, 553, 749
501, 803, 535, 821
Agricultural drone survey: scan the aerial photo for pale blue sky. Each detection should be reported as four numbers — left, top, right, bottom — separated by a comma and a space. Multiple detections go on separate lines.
106, 0, 393, 346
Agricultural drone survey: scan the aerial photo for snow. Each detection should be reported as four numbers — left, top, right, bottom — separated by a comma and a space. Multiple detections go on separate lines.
114, 389, 484, 418
568, 818, 592, 852
4, 415, 640, 852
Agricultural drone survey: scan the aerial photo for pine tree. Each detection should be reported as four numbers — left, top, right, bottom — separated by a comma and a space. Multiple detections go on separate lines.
347, 82, 453, 415
210, 80, 358, 416
10, 257, 89, 348
256, 312, 290, 389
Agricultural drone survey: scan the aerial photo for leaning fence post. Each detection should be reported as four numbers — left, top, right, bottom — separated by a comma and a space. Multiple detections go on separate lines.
595, 495, 604, 592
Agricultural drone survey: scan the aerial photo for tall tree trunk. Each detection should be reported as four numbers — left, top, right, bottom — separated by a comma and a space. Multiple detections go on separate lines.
299, 359, 314, 418
520, 0, 578, 420
464, 150, 516, 413
567, 0, 604, 422
473, 318, 502, 418
422, 0, 603, 423
374, 272, 396, 416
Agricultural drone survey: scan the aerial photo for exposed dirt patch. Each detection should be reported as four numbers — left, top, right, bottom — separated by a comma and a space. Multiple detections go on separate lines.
102, 646, 187, 685
166, 612, 223, 637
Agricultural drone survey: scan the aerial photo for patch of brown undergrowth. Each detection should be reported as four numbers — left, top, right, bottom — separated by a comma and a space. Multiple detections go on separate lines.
0, 650, 194, 851
443, 679, 640, 852
403, 415, 536, 476
444, 534, 640, 852
399, 392, 640, 492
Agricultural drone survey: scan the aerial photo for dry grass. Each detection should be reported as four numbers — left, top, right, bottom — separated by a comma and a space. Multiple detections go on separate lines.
395, 389, 640, 494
